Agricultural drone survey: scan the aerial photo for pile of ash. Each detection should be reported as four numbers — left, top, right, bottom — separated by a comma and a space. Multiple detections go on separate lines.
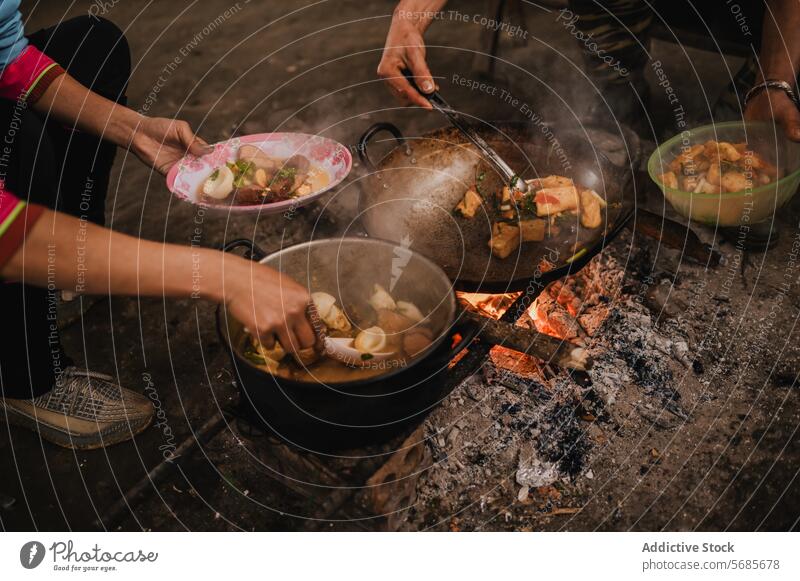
407, 245, 699, 530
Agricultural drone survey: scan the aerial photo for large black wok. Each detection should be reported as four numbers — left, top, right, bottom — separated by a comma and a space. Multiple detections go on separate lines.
356, 122, 635, 292
217, 237, 477, 452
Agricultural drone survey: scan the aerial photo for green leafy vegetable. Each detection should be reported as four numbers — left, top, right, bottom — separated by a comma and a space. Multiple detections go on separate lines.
243, 350, 267, 365
234, 160, 255, 174
275, 166, 298, 180
474, 170, 486, 195
519, 192, 537, 215
360, 353, 374, 361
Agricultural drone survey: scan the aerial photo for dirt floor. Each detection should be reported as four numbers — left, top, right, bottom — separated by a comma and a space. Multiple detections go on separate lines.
1, 0, 798, 531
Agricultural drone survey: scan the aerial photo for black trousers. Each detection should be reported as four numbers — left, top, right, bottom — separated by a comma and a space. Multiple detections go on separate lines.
0, 16, 130, 399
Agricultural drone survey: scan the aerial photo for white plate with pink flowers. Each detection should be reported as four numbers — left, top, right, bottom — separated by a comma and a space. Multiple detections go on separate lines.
166, 132, 352, 214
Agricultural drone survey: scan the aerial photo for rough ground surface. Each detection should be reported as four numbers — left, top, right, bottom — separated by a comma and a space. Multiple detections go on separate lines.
1, 0, 797, 531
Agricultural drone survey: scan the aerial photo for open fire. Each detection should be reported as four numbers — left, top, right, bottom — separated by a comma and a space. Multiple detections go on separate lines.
457, 258, 623, 377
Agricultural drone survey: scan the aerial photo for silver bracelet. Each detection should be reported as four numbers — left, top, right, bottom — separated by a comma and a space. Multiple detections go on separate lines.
744, 79, 800, 108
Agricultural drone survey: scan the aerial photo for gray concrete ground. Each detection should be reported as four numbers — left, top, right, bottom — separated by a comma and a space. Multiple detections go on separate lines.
1, 0, 798, 531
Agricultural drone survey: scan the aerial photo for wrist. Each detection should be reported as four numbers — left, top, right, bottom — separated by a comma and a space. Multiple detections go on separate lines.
193, 248, 228, 303
745, 79, 800, 110
757, 66, 798, 87
393, 1, 441, 33
195, 249, 252, 304
109, 106, 145, 149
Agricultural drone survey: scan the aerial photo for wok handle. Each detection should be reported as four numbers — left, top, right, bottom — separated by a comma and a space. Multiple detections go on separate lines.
357, 122, 405, 171
220, 239, 267, 261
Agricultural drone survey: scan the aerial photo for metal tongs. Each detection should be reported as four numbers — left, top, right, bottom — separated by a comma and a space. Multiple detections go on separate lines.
403, 70, 528, 194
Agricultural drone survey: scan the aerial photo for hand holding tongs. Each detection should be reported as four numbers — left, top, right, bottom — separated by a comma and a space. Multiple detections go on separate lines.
402, 70, 528, 194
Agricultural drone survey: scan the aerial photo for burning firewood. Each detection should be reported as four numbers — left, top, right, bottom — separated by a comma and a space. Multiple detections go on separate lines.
529, 293, 584, 343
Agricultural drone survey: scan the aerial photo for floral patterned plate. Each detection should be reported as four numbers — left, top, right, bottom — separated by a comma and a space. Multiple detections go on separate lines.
166, 132, 352, 214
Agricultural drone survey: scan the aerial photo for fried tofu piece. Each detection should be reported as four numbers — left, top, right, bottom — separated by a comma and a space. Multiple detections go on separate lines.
579, 189, 602, 229
721, 171, 749, 193
659, 171, 678, 189
718, 141, 742, 162
706, 157, 722, 185
488, 222, 520, 259
526, 175, 574, 190
455, 188, 483, 218
670, 144, 705, 173
681, 175, 699, 191
535, 185, 580, 216
498, 186, 516, 219
519, 219, 546, 242
238, 144, 279, 172
696, 177, 722, 194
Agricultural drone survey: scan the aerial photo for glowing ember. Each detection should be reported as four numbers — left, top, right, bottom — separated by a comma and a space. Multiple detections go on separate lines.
488, 345, 543, 377
455, 258, 618, 375
457, 292, 520, 319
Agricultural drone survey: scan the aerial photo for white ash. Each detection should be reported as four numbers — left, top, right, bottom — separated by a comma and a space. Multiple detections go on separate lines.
409, 248, 695, 529
516, 456, 560, 488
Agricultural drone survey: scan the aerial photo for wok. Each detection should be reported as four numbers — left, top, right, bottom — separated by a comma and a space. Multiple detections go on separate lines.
356, 122, 635, 292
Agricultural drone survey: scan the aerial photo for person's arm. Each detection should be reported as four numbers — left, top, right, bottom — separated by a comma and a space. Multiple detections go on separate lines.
377, 0, 448, 108
0, 208, 316, 353
34, 72, 211, 174
0, 39, 205, 174
744, 0, 800, 140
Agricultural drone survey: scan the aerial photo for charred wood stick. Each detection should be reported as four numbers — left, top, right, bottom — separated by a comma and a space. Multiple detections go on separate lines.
461, 310, 592, 371
630, 209, 721, 266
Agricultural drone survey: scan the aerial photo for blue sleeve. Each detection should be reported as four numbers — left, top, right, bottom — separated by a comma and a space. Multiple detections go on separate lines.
0, 0, 28, 73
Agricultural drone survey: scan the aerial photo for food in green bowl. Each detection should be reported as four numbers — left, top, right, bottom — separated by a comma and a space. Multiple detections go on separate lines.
647, 121, 800, 226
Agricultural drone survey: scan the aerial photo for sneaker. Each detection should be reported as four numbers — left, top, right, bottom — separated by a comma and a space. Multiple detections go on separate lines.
0, 367, 154, 450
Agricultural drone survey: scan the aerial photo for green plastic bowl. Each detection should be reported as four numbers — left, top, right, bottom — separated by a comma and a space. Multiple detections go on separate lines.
647, 121, 800, 226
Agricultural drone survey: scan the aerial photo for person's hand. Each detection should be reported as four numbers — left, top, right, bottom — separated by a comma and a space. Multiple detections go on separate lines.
744, 88, 800, 141
224, 258, 316, 355
377, 10, 435, 109
131, 116, 213, 175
